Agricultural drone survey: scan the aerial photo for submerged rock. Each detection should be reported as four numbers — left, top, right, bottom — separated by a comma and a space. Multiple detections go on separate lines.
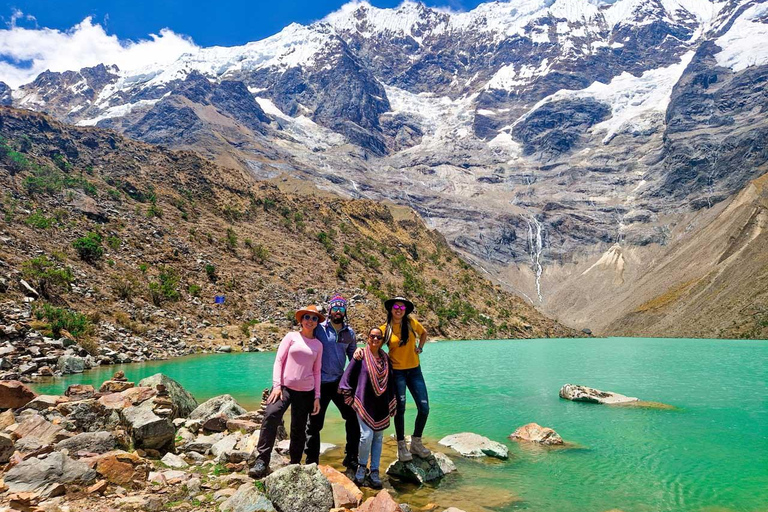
438, 432, 509, 459
559, 384, 638, 405
264, 464, 334, 512
509, 423, 564, 445
386, 452, 456, 484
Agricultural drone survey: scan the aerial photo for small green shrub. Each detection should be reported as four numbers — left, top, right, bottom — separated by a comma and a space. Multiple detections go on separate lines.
146, 203, 163, 218
148, 266, 180, 306
22, 255, 73, 299
25, 210, 55, 229
205, 264, 217, 282
73, 232, 104, 263
33, 303, 91, 339
107, 235, 121, 250
225, 228, 238, 249
188, 284, 202, 297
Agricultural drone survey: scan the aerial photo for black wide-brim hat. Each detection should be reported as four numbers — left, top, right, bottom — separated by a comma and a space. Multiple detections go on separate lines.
384, 296, 414, 315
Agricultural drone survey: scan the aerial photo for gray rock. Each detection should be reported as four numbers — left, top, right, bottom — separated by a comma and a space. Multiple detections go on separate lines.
161, 452, 189, 469
438, 433, 509, 459
189, 394, 246, 422
264, 464, 334, 512
0, 433, 14, 463
138, 373, 198, 418
221, 482, 276, 512
211, 434, 240, 460
509, 423, 564, 445
121, 403, 175, 450
559, 384, 638, 405
182, 434, 217, 454
386, 452, 456, 484
5, 452, 97, 497
55, 431, 116, 455
57, 355, 85, 374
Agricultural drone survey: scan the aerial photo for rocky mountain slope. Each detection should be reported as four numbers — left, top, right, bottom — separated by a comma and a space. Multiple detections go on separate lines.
3, 0, 767, 336
0, 106, 573, 376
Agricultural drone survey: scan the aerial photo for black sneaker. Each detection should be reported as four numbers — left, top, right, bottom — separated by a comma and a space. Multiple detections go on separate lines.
248, 459, 268, 479
369, 469, 383, 489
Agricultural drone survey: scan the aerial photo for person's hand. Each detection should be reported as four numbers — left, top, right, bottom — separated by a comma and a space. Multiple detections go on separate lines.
267, 387, 283, 404
312, 398, 321, 415
353, 347, 364, 360
415, 346, 423, 354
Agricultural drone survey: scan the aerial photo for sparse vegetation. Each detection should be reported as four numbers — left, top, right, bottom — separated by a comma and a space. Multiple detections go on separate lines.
25, 210, 56, 229
73, 232, 104, 263
32, 303, 92, 339
21, 255, 73, 299
148, 266, 181, 306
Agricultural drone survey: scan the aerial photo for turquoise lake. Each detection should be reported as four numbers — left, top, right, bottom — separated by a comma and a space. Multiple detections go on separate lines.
33, 337, 768, 512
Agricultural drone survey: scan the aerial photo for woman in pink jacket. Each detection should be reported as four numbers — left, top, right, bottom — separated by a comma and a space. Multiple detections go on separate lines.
248, 305, 324, 478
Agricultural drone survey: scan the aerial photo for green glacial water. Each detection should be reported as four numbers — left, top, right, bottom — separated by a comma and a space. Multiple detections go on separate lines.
33, 337, 768, 512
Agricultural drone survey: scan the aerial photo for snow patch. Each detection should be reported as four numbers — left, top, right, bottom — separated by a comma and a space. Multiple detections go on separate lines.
75, 99, 159, 126
715, 2, 768, 72
486, 59, 551, 90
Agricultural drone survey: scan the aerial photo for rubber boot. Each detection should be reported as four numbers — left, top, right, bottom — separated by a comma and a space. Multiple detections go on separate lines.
409, 436, 432, 458
397, 440, 413, 462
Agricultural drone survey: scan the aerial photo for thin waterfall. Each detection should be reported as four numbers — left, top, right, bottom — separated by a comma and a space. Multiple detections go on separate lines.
526, 215, 544, 303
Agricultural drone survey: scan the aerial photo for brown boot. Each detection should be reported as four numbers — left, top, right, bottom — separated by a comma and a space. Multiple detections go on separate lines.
397, 440, 413, 462
409, 436, 431, 458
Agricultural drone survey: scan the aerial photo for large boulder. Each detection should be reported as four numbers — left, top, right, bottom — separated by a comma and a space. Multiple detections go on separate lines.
509, 423, 564, 445
139, 373, 198, 417
0, 432, 15, 463
220, 482, 276, 512
357, 489, 400, 512
58, 398, 120, 432
23, 395, 69, 411
4, 452, 97, 497
65, 384, 95, 401
559, 384, 638, 405
121, 403, 175, 451
386, 452, 456, 484
264, 464, 334, 512
318, 464, 363, 508
86, 450, 150, 486
15, 414, 70, 445
438, 433, 509, 459
0, 380, 37, 409
55, 431, 117, 455
57, 355, 85, 374
189, 394, 246, 422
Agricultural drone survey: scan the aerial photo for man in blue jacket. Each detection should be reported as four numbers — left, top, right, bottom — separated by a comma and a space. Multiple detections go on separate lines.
305, 294, 359, 469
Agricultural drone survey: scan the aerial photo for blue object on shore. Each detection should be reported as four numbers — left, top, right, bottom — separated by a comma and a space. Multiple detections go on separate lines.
214, 295, 225, 304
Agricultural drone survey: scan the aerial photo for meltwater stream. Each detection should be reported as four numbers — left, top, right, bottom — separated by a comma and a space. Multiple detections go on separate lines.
33, 337, 768, 512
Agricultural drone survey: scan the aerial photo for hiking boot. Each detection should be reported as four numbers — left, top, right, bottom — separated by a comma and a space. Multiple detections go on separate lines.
354, 465, 367, 486
369, 469, 383, 489
409, 436, 432, 458
248, 459, 268, 479
342, 454, 359, 472
397, 440, 413, 462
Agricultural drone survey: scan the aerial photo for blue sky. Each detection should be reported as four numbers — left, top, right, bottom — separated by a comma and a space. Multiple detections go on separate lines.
1, 0, 482, 47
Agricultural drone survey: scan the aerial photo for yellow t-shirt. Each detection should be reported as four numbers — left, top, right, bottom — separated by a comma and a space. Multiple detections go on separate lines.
380, 317, 426, 370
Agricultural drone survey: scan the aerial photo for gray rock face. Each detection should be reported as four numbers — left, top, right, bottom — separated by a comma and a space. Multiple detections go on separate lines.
559, 384, 639, 405
0, 433, 15, 463
138, 373, 198, 418
55, 431, 117, 455
189, 394, 246, 422
386, 452, 456, 484
220, 482, 276, 512
121, 403, 175, 450
57, 355, 85, 374
264, 464, 334, 512
61, 398, 120, 432
5, 452, 97, 497
438, 432, 509, 459
161, 452, 189, 469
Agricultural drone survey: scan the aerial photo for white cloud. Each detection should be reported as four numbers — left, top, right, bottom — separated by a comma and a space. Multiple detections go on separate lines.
0, 15, 198, 88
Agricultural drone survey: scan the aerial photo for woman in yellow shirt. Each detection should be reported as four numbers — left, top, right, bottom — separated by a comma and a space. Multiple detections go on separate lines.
380, 296, 431, 462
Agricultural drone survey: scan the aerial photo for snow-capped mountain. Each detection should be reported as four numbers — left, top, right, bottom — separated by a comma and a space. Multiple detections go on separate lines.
4, 0, 767, 312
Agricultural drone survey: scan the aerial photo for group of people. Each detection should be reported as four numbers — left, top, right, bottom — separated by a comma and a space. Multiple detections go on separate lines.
248, 294, 431, 488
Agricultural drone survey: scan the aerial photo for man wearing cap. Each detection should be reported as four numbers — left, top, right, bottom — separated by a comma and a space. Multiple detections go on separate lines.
305, 294, 360, 470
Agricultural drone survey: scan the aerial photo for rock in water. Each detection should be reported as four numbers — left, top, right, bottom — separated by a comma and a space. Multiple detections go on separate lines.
318, 464, 363, 508
139, 373, 198, 417
57, 355, 85, 374
438, 433, 509, 459
5, 452, 97, 497
386, 452, 456, 484
509, 423, 564, 445
559, 384, 639, 405
264, 464, 334, 512
0, 380, 37, 408
221, 482, 276, 512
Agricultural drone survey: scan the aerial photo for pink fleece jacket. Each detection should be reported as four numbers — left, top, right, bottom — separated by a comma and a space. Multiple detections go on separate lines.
272, 331, 323, 399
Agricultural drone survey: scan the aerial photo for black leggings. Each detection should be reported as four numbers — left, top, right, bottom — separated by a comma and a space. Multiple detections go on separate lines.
255, 387, 314, 464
